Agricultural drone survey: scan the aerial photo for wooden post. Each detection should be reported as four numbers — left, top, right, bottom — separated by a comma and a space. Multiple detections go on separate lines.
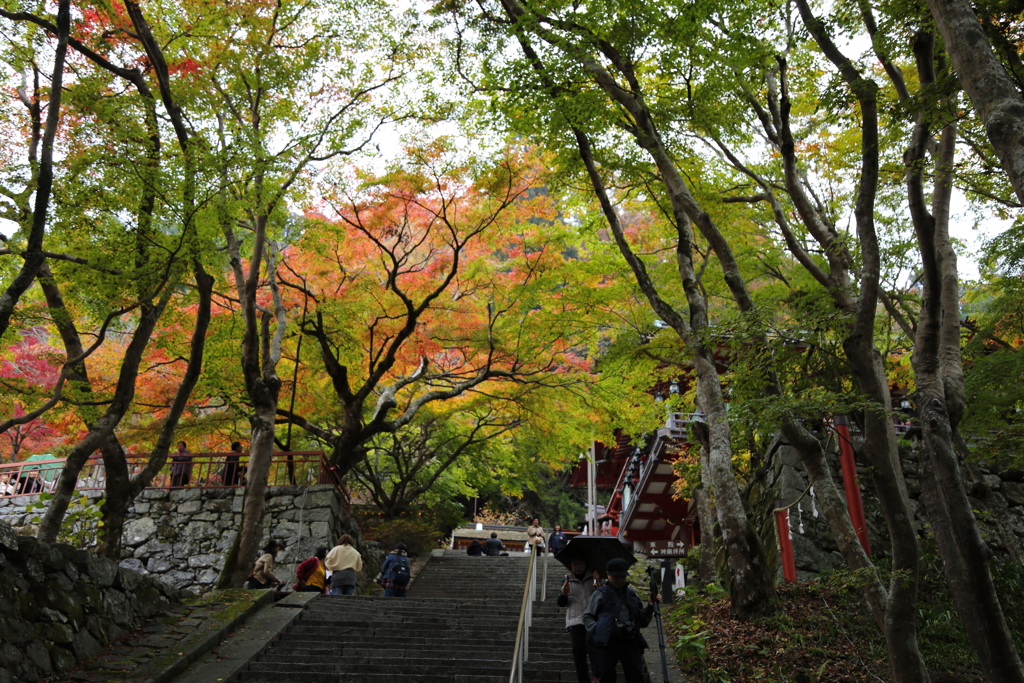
834, 415, 872, 555
775, 504, 797, 582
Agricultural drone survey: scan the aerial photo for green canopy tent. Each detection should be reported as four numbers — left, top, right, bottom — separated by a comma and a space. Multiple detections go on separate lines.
21, 453, 65, 482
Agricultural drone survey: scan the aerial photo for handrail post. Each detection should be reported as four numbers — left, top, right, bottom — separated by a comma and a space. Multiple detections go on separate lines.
541, 548, 548, 601
530, 549, 537, 604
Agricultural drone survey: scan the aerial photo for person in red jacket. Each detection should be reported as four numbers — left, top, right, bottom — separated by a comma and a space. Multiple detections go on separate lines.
294, 547, 328, 593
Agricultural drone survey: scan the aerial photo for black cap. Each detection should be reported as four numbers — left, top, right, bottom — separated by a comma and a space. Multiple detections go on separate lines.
606, 558, 630, 577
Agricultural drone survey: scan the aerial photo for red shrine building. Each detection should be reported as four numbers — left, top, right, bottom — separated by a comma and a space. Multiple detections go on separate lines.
567, 407, 701, 560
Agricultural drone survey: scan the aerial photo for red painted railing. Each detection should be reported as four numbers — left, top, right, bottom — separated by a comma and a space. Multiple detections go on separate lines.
0, 451, 340, 498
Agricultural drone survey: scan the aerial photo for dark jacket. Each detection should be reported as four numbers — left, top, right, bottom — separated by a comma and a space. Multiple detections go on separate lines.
548, 531, 568, 554
378, 550, 410, 589
583, 584, 654, 648
467, 540, 484, 556
484, 538, 504, 556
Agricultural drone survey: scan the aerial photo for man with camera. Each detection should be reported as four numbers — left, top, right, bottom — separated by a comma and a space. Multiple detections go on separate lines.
582, 558, 657, 683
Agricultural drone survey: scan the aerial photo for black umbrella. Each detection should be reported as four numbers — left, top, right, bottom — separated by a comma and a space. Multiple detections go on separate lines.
554, 535, 636, 576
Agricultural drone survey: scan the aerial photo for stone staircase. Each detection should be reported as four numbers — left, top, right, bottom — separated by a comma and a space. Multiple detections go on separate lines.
230, 550, 645, 683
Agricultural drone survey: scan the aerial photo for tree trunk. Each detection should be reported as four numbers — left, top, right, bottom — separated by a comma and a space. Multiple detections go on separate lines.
925, 0, 1024, 204
230, 402, 278, 587
0, 0, 69, 339
37, 293, 170, 543
695, 351, 775, 617
909, 119, 1024, 682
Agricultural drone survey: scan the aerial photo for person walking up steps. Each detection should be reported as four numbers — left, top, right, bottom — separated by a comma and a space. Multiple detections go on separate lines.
294, 547, 328, 593
325, 535, 362, 595
558, 557, 601, 683
583, 558, 658, 683
377, 542, 411, 597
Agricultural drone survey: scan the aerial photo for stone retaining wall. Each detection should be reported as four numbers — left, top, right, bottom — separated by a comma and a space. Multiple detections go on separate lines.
768, 435, 1024, 580
0, 485, 359, 594
0, 519, 181, 683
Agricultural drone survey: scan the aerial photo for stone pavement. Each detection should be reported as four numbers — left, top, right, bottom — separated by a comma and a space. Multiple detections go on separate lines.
49, 589, 274, 683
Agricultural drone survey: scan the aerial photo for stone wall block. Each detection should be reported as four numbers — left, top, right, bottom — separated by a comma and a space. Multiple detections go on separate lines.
187, 553, 222, 569
120, 558, 147, 575
146, 557, 173, 573
196, 568, 220, 584
22, 556, 45, 583
171, 488, 202, 502
231, 496, 244, 513
297, 507, 333, 523
309, 521, 331, 541
101, 590, 133, 626
24, 641, 51, 676
125, 517, 157, 547
50, 646, 75, 672
1002, 481, 1024, 506
116, 566, 144, 592
0, 644, 20, 669
47, 623, 74, 644
267, 496, 295, 511
204, 498, 231, 512
181, 521, 216, 540
177, 501, 202, 514
71, 627, 102, 661
192, 512, 219, 522
983, 474, 1003, 491
141, 489, 169, 500
73, 550, 119, 588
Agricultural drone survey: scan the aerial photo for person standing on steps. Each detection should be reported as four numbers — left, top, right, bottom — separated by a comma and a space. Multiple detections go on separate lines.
377, 542, 411, 597
583, 558, 657, 683
484, 531, 505, 556
548, 524, 568, 556
527, 518, 544, 553
558, 557, 601, 683
325, 534, 363, 595
247, 540, 284, 590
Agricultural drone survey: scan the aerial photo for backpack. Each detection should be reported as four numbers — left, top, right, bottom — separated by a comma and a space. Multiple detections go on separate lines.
390, 559, 411, 586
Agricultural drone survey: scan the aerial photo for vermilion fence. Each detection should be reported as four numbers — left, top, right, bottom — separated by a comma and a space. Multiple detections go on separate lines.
0, 451, 341, 498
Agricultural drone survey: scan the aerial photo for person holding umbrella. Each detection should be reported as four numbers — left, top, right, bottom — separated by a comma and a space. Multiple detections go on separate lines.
558, 557, 601, 683
583, 558, 657, 683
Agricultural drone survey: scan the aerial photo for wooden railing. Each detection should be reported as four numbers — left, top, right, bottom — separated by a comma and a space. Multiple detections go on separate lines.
0, 451, 340, 498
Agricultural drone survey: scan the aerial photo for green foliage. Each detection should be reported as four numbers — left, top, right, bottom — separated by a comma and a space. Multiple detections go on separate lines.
28, 493, 105, 549
360, 515, 439, 556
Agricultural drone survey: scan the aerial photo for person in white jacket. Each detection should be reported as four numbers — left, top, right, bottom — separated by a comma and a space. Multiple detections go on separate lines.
324, 535, 363, 595
558, 558, 601, 683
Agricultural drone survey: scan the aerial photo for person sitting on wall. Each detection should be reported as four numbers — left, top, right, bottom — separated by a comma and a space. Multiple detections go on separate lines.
484, 531, 505, 557
294, 547, 329, 593
247, 540, 284, 590
467, 539, 484, 556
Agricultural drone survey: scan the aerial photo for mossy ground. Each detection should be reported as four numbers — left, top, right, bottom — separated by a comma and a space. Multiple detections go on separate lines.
664, 549, 1024, 682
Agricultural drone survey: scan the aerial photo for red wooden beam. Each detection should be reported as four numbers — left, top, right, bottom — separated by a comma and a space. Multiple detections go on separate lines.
834, 416, 872, 556
776, 506, 797, 582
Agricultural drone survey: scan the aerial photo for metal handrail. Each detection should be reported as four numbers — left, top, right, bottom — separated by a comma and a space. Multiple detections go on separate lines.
508, 548, 538, 683
0, 451, 339, 498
